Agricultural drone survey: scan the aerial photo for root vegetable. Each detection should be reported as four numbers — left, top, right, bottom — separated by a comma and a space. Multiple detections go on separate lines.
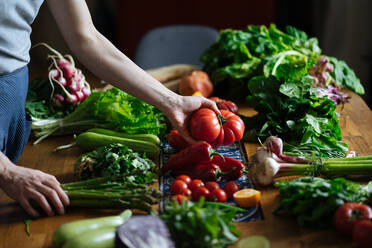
264, 136, 309, 163
52, 94, 64, 107
33, 42, 91, 108
250, 136, 372, 186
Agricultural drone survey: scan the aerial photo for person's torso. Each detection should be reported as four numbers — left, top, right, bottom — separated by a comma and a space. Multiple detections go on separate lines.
0, 0, 44, 75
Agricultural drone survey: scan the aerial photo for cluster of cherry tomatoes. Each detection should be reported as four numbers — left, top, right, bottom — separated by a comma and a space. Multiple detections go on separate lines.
170, 175, 240, 204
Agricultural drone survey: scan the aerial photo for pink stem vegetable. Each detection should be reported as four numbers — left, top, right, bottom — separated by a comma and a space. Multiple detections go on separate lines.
249, 136, 372, 186
264, 136, 309, 163
33, 42, 91, 108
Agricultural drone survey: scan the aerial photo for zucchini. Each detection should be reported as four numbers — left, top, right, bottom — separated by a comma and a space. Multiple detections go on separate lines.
75, 132, 160, 158
62, 226, 116, 248
86, 128, 161, 146
53, 210, 131, 248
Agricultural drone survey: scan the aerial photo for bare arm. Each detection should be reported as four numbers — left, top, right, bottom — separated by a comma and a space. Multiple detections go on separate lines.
46, 0, 219, 142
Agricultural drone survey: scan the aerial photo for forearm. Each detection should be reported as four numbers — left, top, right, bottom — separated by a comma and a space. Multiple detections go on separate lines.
46, 0, 180, 114
67, 31, 181, 114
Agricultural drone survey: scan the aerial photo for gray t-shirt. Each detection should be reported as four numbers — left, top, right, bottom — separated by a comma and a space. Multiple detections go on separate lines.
0, 0, 44, 75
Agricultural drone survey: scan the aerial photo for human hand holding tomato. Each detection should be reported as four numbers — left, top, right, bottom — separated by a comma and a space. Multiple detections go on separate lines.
189, 108, 244, 148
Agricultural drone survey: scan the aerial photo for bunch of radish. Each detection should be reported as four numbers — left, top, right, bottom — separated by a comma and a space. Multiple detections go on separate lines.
35, 43, 91, 108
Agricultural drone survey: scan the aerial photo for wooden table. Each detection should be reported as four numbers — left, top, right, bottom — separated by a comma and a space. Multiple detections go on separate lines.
1, 77, 371, 247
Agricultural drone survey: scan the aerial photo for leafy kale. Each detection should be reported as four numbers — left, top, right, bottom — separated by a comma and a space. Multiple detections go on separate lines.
274, 177, 372, 228
161, 199, 241, 248
75, 143, 157, 183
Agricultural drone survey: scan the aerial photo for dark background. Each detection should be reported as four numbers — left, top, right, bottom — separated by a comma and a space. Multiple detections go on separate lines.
30, 0, 372, 108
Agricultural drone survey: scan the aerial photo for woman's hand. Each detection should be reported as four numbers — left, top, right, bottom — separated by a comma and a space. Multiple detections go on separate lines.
0, 158, 69, 217
163, 95, 220, 144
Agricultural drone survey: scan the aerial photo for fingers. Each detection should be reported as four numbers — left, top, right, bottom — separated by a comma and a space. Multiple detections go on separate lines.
28, 189, 55, 217
43, 176, 70, 206
178, 127, 197, 144
19, 198, 40, 218
38, 184, 65, 215
200, 97, 220, 114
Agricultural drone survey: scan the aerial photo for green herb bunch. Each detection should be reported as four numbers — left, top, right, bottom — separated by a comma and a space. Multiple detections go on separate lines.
75, 143, 157, 183
161, 199, 242, 248
274, 177, 372, 228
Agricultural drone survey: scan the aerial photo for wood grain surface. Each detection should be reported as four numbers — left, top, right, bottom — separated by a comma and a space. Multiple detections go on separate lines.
1, 72, 371, 248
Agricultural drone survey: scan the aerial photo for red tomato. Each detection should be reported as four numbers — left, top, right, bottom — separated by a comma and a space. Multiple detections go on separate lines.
209, 97, 238, 114
352, 220, 372, 248
224, 181, 240, 200
176, 175, 192, 185
193, 187, 211, 201
189, 179, 205, 192
210, 188, 227, 203
170, 180, 188, 195
189, 108, 244, 148
333, 203, 372, 236
193, 187, 210, 201
179, 188, 192, 197
168, 129, 191, 151
206, 182, 220, 192
172, 194, 189, 205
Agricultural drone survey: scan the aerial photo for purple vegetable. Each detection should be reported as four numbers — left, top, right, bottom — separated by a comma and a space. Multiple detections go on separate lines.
264, 136, 309, 163
115, 215, 175, 248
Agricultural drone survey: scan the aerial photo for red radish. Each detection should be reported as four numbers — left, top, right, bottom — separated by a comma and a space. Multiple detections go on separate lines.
82, 87, 91, 98
69, 82, 80, 93
57, 59, 69, 69
62, 64, 75, 79
66, 94, 78, 105
34, 42, 91, 107
52, 94, 64, 107
49, 69, 60, 79
75, 90, 85, 101
59, 77, 67, 87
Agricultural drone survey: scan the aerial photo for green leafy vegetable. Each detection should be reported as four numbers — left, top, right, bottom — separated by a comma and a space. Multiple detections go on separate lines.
75, 143, 157, 183
329, 57, 365, 94
161, 198, 242, 248
274, 177, 372, 228
31, 87, 166, 144
202, 24, 362, 157
240, 76, 347, 157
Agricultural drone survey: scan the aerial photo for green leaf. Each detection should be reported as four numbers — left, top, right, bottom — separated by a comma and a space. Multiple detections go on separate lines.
329, 57, 365, 95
